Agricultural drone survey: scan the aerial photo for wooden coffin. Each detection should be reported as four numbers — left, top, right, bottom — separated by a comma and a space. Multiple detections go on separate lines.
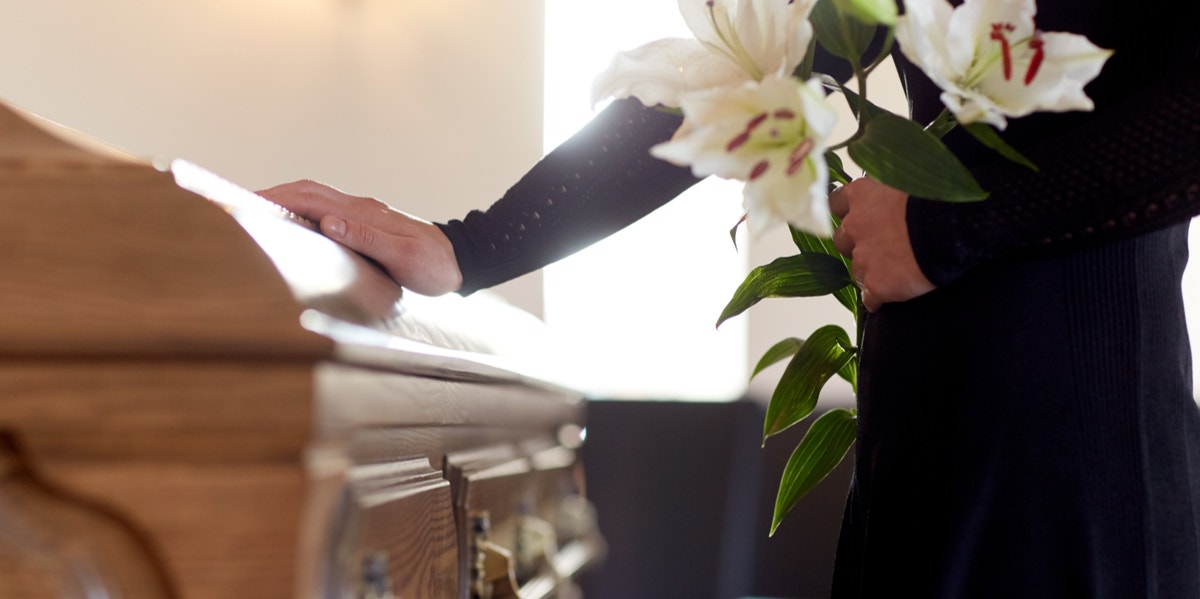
0, 101, 602, 599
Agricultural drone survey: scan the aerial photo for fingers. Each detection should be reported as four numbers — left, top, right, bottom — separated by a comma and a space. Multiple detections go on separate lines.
851, 267, 880, 312
828, 177, 930, 313
853, 262, 936, 313
828, 184, 854, 256
258, 180, 333, 221
321, 214, 416, 288
828, 184, 850, 218
319, 214, 464, 296
861, 287, 882, 313
832, 224, 854, 256
259, 180, 387, 225
321, 215, 382, 257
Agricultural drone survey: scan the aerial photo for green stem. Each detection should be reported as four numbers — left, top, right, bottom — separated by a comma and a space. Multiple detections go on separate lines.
853, 293, 865, 396
854, 294, 866, 351
862, 27, 896, 78
825, 66, 870, 153
826, 75, 863, 151
793, 36, 818, 80
832, 5, 871, 137
925, 108, 958, 139
852, 59, 868, 126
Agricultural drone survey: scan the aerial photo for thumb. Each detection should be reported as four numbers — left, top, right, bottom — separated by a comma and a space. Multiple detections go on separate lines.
320, 215, 384, 257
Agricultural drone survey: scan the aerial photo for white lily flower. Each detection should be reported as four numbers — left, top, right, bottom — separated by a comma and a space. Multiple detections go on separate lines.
592, 0, 818, 109
895, 0, 1112, 129
652, 74, 838, 237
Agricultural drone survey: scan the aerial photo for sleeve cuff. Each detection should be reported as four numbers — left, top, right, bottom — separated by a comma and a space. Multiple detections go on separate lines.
435, 220, 482, 296
906, 197, 974, 288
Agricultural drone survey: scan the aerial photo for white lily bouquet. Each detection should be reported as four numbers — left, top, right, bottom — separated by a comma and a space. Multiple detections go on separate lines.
592, 0, 1111, 533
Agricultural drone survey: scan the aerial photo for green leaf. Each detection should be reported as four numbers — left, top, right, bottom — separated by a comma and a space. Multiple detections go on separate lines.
793, 36, 818, 81
835, 81, 890, 122
789, 224, 858, 314
837, 355, 858, 392
716, 254, 852, 328
752, 337, 805, 381
763, 325, 854, 440
825, 150, 852, 185
811, 0, 877, 64
963, 122, 1040, 172
771, 408, 857, 535
925, 107, 958, 139
835, 0, 897, 26
790, 224, 839, 259
848, 113, 989, 202
729, 214, 747, 249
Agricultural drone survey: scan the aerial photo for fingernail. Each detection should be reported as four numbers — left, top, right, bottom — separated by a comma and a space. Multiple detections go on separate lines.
324, 216, 346, 238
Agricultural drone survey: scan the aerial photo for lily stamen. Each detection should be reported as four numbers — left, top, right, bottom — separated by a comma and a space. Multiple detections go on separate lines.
749, 160, 770, 181
727, 111, 771, 152
704, 0, 764, 79
1025, 36, 1046, 85
727, 131, 751, 152
990, 22, 1017, 81
787, 138, 815, 176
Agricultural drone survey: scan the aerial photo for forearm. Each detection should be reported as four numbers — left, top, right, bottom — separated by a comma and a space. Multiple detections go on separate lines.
439, 98, 700, 294
908, 59, 1200, 286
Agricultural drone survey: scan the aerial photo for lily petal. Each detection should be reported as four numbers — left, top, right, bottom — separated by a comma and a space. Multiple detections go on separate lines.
591, 38, 747, 108
596, 0, 818, 108
744, 154, 832, 237
680, 0, 730, 54
736, 0, 817, 78
895, 0, 957, 81
652, 74, 835, 237
679, 0, 816, 80
981, 32, 1111, 116
897, 0, 1111, 129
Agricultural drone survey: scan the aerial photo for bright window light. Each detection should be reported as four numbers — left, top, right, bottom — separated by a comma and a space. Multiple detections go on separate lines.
542, 0, 748, 401
1187, 227, 1200, 401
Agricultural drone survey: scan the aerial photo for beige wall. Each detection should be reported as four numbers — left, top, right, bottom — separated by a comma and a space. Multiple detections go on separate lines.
0, 0, 546, 312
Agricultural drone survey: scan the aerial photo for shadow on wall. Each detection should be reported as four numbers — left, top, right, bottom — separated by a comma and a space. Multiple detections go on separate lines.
577, 399, 854, 599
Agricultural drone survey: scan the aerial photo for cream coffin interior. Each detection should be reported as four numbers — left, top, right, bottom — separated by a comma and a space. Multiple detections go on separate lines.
0, 101, 602, 599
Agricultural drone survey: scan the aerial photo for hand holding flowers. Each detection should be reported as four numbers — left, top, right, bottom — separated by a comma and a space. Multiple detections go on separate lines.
828, 179, 933, 312
593, 0, 1111, 533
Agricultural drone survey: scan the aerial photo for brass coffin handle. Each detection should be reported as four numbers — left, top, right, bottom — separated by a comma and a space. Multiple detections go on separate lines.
469, 498, 604, 599
470, 512, 519, 599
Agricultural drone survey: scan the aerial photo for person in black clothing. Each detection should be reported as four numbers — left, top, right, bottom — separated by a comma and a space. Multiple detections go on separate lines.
261, 0, 1200, 595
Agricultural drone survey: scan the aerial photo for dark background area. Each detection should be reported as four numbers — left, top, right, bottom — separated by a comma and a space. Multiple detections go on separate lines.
576, 399, 854, 599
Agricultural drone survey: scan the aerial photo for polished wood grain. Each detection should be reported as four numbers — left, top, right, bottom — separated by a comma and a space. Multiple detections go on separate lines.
0, 162, 331, 359
345, 458, 458, 598
0, 435, 173, 599
0, 100, 599, 599
315, 362, 584, 438
0, 361, 315, 460
0, 360, 315, 599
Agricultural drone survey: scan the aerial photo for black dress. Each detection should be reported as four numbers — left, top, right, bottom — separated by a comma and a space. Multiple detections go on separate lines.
437, 0, 1200, 595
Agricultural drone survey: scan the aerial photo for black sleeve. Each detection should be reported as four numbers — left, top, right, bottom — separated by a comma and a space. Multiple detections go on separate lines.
906, 59, 1200, 287
435, 27, 883, 295
437, 98, 700, 295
